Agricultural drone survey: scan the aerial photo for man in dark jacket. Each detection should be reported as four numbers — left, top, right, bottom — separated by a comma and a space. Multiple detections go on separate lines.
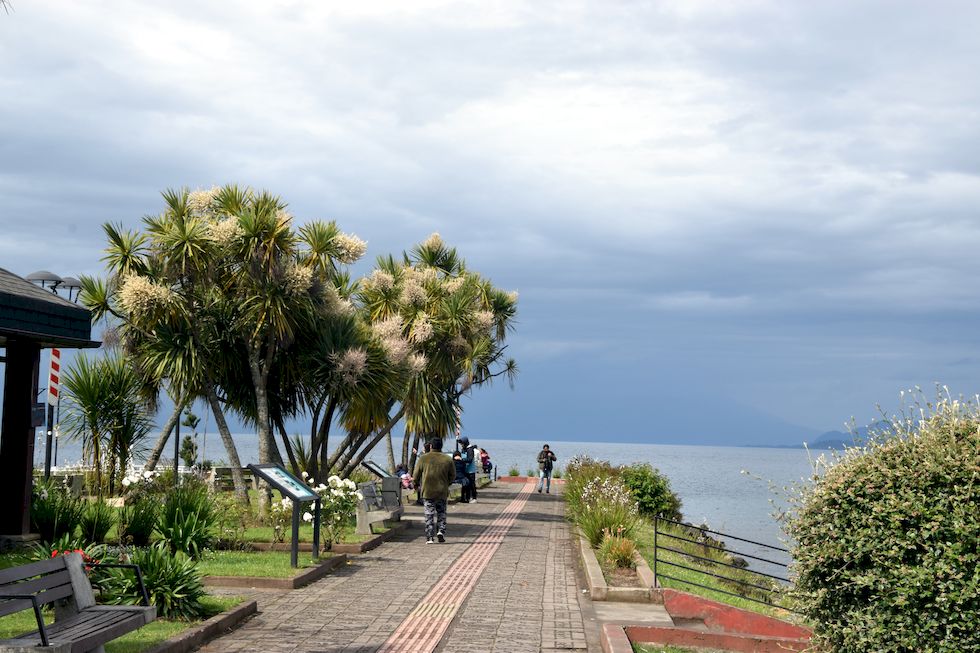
459, 436, 479, 503
413, 437, 456, 543
536, 444, 557, 494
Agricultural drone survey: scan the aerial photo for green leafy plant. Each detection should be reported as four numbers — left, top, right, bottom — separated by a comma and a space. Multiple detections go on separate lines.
95, 543, 206, 620
30, 477, 83, 542
552, 468, 562, 479
507, 466, 520, 477
303, 474, 359, 549
787, 391, 980, 652
118, 496, 159, 546
620, 463, 682, 520
79, 500, 116, 544
599, 528, 637, 569
155, 482, 215, 558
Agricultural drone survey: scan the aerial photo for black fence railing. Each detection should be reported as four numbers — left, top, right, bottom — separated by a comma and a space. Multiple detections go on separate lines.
652, 515, 796, 612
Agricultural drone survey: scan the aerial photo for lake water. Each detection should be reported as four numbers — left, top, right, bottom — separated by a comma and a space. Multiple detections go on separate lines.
40, 432, 819, 568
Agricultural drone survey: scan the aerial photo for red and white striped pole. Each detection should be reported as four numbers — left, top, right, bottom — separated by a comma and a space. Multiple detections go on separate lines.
43, 348, 60, 478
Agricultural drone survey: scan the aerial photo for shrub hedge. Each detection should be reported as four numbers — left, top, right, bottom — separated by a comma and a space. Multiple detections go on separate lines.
787, 397, 980, 652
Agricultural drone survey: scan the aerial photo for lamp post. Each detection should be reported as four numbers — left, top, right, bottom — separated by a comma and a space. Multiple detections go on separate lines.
26, 271, 83, 478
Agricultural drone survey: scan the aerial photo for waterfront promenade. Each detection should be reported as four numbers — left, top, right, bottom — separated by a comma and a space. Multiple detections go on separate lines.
198, 481, 596, 653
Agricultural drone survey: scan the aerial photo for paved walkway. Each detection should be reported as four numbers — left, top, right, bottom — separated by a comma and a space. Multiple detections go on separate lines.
198, 481, 594, 653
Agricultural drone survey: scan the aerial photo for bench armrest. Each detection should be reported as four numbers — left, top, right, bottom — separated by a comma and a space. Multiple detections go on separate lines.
89, 563, 150, 606
0, 594, 50, 646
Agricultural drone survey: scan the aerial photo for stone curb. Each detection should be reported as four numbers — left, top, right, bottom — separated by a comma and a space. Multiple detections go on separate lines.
203, 554, 348, 590
600, 624, 633, 653
625, 625, 811, 653
250, 521, 409, 554
142, 599, 258, 653
577, 532, 657, 602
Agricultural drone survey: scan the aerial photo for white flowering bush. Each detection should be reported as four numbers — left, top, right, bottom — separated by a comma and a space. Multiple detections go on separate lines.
300, 473, 362, 549
269, 497, 293, 544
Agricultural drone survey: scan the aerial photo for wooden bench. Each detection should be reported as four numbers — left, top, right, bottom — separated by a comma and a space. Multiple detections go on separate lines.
0, 552, 155, 653
207, 466, 257, 493
355, 480, 403, 535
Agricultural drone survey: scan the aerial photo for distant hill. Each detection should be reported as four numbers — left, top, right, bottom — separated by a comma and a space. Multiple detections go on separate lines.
747, 421, 892, 449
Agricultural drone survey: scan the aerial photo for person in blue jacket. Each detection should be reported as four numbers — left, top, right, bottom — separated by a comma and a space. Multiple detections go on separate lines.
452, 451, 471, 502
459, 436, 479, 503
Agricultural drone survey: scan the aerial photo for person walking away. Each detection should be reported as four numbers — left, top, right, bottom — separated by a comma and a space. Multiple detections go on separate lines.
459, 436, 479, 502
413, 437, 455, 543
537, 444, 557, 493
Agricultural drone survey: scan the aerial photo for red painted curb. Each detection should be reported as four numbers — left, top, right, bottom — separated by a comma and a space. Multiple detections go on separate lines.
600, 624, 633, 653
626, 625, 810, 653
660, 589, 811, 639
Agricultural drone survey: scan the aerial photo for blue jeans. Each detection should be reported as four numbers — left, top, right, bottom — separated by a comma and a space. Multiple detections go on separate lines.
537, 469, 552, 492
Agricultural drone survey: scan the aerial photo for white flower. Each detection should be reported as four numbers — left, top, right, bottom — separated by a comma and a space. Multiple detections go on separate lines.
355, 491, 364, 501
118, 275, 172, 315
328, 475, 342, 487
143, 470, 154, 479
316, 484, 327, 492
302, 512, 313, 522
343, 479, 356, 490
40, 490, 49, 500
301, 471, 308, 479
331, 489, 343, 497
121, 478, 131, 487
333, 233, 368, 264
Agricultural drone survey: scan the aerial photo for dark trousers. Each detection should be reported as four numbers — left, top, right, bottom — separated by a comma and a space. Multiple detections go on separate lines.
467, 472, 477, 499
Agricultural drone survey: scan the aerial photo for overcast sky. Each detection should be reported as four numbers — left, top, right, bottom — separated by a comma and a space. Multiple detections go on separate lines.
3, 1, 980, 445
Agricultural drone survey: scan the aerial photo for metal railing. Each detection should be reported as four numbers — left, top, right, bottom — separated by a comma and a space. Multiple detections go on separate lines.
652, 515, 796, 612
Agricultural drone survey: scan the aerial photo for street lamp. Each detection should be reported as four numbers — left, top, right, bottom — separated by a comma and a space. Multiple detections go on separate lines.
27, 271, 82, 478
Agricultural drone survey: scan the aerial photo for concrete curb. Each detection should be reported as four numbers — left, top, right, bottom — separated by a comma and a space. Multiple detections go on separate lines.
577, 532, 656, 602
203, 554, 348, 590
250, 521, 408, 554
143, 599, 258, 653
600, 624, 633, 653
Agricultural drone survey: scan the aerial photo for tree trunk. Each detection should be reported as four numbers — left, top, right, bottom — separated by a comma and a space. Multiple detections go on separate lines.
401, 426, 412, 469
247, 343, 274, 515
206, 387, 249, 505
408, 433, 421, 473
275, 416, 298, 475
341, 407, 407, 477
385, 432, 396, 473
316, 399, 336, 480
144, 401, 184, 471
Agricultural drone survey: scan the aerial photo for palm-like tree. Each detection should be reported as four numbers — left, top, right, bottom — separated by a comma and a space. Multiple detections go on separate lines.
61, 354, 153, 497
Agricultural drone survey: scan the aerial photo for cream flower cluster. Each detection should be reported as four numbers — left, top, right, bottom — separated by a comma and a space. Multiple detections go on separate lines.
368, 269, 395, 292
333, 233, 368, 264
208, 217, 244, 247
187, 186, 220, 217
400, 279, 427, 307
283, 263, 313, 297
409, 314, 433, 343
336, 348, 368, 385
118, 275, 172, 315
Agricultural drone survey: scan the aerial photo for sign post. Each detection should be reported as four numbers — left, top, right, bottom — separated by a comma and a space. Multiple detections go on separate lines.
43, 348, 60, 478
247, 464, 321, 567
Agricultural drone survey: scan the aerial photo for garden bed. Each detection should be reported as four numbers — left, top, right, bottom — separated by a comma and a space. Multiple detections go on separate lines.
577, 530, 656, 603
249, 520, 407, 554
201, 551, 348, 589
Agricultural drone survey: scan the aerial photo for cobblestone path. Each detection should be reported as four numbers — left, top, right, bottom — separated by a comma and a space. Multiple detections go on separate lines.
197, 481, 592, 653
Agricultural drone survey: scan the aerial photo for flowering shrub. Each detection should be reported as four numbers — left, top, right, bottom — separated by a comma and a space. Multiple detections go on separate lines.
787, 393, 980, 652
620, 463, 682, 520
301, 473, 362, 549
576, 476, 639, 547
269, 497, 293, 544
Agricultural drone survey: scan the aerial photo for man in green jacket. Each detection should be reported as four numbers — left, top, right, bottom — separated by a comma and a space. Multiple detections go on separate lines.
413, 437, 456, 543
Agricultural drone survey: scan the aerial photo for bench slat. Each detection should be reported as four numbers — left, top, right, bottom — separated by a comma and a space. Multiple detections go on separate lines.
0, 556, 66, 585
0, 584, 74, 619
0, 569, 72, 596
6, 607, 146, 652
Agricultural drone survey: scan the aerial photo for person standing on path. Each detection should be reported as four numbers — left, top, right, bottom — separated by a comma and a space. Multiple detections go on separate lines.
536, 444, 557, 493
459, 436, 479, 502
413, 437, 456, 543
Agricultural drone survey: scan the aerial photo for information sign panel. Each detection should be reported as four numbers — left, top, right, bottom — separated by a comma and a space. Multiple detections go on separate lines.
247, 464, 317, 502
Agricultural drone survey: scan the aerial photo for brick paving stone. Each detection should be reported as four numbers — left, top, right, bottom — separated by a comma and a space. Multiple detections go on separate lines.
199, 482, 592, 653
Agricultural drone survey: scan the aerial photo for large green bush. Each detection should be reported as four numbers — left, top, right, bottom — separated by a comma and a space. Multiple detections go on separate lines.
95, 543, 206, 619
787, 397, 980, 652
620, 463, 682, 520
155, 481, 216, 558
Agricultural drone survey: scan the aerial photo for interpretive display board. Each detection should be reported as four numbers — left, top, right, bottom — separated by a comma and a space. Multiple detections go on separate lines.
248, 463, 318, 502
248, 464, 321, 566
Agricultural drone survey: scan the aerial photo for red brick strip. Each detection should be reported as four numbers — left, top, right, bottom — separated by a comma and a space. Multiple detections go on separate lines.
378, 481, 536, 652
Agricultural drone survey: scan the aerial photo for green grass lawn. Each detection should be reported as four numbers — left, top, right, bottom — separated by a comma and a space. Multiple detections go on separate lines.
632, 520, 794, 619
0, 594, 242, 653
241, 522, 377, 544
197, 550, 332, 577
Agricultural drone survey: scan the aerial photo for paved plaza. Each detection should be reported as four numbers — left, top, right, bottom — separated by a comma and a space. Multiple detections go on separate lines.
198, 481, 597, 653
